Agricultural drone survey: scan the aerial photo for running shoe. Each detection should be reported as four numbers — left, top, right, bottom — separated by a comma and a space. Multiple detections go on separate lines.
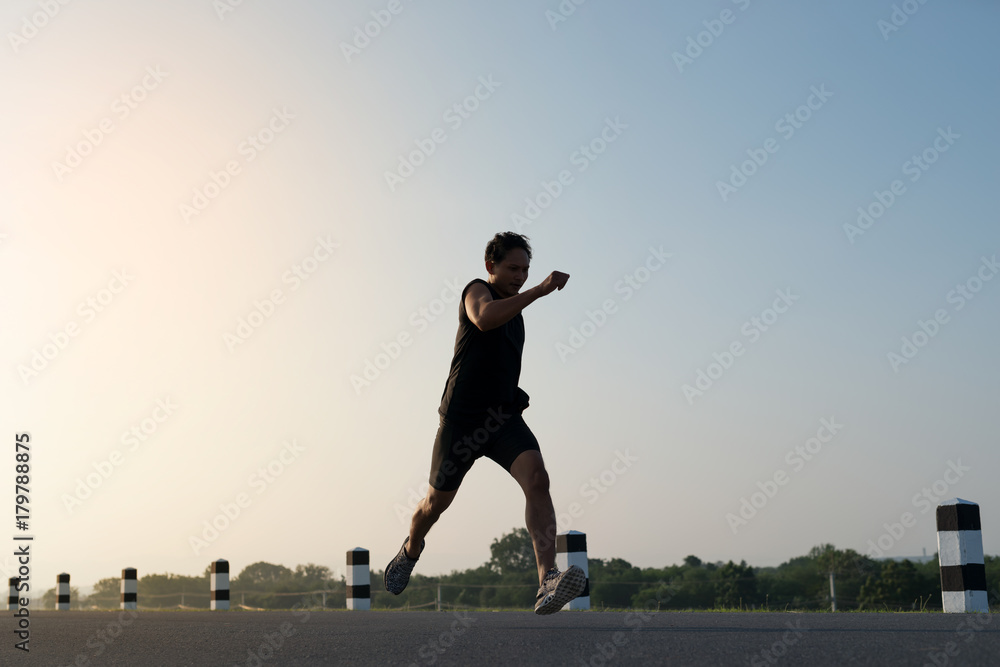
384, 537, 424, 595
533, 565, 587, 615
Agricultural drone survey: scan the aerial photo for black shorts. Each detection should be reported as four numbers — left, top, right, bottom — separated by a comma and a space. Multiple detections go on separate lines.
428, 409, 540, 492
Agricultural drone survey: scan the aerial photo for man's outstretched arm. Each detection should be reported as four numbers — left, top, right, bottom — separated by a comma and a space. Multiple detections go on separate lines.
467, 271, 569, 332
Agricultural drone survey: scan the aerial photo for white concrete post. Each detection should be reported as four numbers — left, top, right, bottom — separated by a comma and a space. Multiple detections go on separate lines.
121, 567, 138, 610
57, 573, 70, 610
211, 559, 230, 610
556, 531, 589, 610
347, 548, 370, 610
937, 498, 988, 613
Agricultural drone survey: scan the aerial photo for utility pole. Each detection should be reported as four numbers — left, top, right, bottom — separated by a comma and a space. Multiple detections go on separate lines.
829, 572, 837, 612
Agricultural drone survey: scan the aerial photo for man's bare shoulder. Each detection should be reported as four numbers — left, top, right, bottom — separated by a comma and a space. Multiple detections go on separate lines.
465, 280, 492, 301
464, 281, 494, 330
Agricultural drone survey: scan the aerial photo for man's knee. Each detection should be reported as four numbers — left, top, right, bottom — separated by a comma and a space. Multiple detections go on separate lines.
511, 451, 550, 495
526, 466, 550, 496
426, 488, 456, 515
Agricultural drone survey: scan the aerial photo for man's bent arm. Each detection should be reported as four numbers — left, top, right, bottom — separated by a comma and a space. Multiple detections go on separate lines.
467, 284, 542, 332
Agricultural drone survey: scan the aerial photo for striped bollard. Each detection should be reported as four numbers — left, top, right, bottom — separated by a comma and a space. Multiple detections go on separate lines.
8, 578, 17, 611
121, 567, 137, 610
346, 548, 370, 610
556, 531, 590, 610
211, 559, 230, 610
937, 499, 988, 613
57, 573, 71, 610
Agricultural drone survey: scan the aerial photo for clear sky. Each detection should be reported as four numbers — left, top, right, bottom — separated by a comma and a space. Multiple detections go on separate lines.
2, 0, 998, 592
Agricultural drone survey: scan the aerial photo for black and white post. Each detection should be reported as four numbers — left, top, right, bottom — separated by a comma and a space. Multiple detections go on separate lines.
8, 578, 17, 611
57, 573, 70, 610
211, 559, 230, 611
936, 498, 988, 613
121, 567, 137, 610
556, 530, 589, 611
346, 548, 370, 611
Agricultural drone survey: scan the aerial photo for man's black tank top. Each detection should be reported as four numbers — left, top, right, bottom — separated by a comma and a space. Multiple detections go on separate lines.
438, 279, 529, 423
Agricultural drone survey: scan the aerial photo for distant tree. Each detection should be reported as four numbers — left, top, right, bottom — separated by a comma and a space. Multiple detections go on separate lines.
985, 555, 1000, 611
84, 578, 121, 608
715, 560, 757, 608
859, 560, 925, 610
599, 558, 638, 578
588, 558, 642, 608
756, 554, 827, 609
640, 559, 716, 609
488, 528, 535, 575
293, 563, 333, 585
805, 544, 879, 610
631, 578, 684, 610
135, 572, 210, 609
234, 562, 294, 588
41, 587, 55, 610
810, 543, 862, 576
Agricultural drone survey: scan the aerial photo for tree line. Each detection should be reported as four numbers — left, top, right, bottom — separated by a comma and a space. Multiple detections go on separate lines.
42, 529, 1000, 611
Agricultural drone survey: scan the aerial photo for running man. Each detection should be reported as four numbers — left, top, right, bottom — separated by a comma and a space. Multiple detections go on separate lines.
384, 232, 587, 615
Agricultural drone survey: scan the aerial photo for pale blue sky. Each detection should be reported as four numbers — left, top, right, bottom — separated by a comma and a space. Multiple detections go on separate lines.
2, 0, 998, 590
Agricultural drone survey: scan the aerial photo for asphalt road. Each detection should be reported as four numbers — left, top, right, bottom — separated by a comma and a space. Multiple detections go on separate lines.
10, 609, 999, 666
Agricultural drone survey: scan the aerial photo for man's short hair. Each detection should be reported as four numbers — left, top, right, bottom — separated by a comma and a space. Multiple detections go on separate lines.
485, 232, 532, 266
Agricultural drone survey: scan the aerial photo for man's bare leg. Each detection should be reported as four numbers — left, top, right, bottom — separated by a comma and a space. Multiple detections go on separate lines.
386, 485, 458, 595
407, 486, 458, 557
509, 450, 557, 585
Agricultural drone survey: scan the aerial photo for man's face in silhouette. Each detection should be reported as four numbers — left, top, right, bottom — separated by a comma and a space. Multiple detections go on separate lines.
487, 247, 529, 299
